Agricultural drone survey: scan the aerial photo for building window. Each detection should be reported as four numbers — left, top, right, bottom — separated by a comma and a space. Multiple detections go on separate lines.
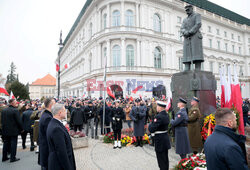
239, 47, 241, 55
153, 13, 161, 32
217, 41, 220, 50
154, 47, 162, 68
231, 33, 234, 40
112, 45, 121, 67
225, 43, 228, 52
216, 29, 220, 35
112, 10, 120, 27
126, 45, 134, 67
232, 45, 235, 53
103, 14, 107, 29
209, 39, 212, 48
177, 16, 182, 23
238, 35, 241, 42
125, 10, 134, 27
224, 31, 227, 37
208, 26, 211, 33
209, 61, 213, 72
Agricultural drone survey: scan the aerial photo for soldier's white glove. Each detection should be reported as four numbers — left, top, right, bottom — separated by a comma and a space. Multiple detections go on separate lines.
113, 117, 115, 120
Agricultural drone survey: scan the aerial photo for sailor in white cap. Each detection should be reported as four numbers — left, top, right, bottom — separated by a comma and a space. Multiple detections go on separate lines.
148, 101, 171, 170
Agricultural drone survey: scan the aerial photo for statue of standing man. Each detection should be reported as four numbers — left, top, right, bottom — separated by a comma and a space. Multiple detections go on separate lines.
181, 5, 204, 71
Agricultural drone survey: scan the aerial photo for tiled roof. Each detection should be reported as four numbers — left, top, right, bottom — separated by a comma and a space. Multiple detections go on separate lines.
31, 74, 56, 86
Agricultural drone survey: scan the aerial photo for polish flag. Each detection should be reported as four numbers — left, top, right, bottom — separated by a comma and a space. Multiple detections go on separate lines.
10, 91, 15, 99
56, 63, 59, 72
132, 86, 143, 94
232, 64, 244, 135
219, 67, 225, 107
64, 63, 70, 69
166, 97, 172, 111
0, 75, 9, 96
224, 65, 233, 108
107, 86, 115, 99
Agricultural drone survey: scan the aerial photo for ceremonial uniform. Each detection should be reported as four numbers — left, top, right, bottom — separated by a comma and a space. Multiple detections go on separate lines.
149, 109, 171, 170
188, 105, 203, 152
171, 103, 192, 158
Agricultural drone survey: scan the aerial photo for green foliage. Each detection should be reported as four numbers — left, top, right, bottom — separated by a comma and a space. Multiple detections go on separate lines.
8, 81, 30, 100
6, 62, 17, 84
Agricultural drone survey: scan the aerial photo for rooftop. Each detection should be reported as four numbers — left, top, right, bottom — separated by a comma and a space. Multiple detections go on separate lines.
30, 74, 56, 86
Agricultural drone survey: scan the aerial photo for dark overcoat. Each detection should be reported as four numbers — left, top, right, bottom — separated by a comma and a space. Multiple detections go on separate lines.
22, 108, 34, 132
99, 105, 112, 124
1, 105, 23, 136
130, 105, 147, 137
111, 107, 125, 131
47, 118, 76, 170
148, 110, 171, 152
70, 107, 85, 125
187, 106, 203, 150
204, 125, 248, 170
181, 12, 204, 63
170, 108, 191, 154
39, 109, 53, 167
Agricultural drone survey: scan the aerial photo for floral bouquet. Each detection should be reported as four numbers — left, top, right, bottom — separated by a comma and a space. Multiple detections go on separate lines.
201, 114, 216, 140
121, 134, 132, 146
69, 130, 86, 138
175, 153, 206, 170
103, 132, 114, 143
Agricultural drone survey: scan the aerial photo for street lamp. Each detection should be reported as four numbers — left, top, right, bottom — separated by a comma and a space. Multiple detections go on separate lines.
57, 30, 64, 100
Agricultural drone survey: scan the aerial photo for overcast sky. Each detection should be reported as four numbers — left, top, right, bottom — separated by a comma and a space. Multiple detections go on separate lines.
0, 0, 249, 85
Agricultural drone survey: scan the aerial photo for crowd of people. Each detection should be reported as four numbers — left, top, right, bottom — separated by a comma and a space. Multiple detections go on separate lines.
0, 95, 249, 170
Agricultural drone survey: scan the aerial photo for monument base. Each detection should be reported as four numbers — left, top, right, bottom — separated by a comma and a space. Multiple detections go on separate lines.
171, 70, 217, 116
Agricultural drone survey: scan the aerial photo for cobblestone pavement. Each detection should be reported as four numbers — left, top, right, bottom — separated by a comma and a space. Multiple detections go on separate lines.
74, 138, 180, 170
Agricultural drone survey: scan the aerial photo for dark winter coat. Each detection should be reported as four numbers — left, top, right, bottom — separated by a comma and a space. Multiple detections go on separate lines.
148, 110, 171, 152
84, 106, 96, 120
204, 125, 248, 170
39, 109, 53, 167
70, 107, 85, 125
1, 105, 23, 136
111, 107, 125, 131
130, 105, 147, 137
47, 118, 76, 170
22, 108, 34, 132
99, 105, 112, 124
170, 108, 191, 154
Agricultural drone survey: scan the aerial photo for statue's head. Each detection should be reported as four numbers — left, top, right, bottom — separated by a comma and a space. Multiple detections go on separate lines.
185, 5, 193, 16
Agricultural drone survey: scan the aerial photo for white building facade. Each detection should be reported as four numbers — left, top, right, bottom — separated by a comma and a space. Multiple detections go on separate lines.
57, 0, 250, 99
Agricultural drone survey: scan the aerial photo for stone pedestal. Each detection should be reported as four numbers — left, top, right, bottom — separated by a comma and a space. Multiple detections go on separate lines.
72, 137, 88, 149
171, 70, 217, 116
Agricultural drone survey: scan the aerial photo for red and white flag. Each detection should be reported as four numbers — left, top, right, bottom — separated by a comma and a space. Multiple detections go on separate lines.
107, 86, 115, 99
10, 91, 15, 99
56, 62, 59, 72
64, 63, 70, 69
219, 67, 225, 107
224, 65, 233, 108
0, 75, 9, 96
232, 64, 244, 135
132, 86, 143, 94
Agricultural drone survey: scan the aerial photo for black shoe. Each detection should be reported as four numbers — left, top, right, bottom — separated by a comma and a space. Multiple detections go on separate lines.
2, 157, 10, 162
23, 146, 26, 149
140, 143, 143, 147
30, 147, 34, 151
10, 158, 20, 163
113, 146, 117, 149
135, 143, 140, 147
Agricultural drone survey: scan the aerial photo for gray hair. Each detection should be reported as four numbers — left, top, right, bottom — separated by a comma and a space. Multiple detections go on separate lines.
51, 103, 65, 116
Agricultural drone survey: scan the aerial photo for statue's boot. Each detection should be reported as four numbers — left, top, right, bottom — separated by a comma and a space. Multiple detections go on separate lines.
195, 62, 201, 70
184, 63, 191, 71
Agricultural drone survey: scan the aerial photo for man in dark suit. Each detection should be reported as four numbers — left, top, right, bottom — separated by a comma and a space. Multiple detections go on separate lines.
1, 99, 23, 162
148, 101, 171, 170
39, 98, 55, 170
47, 103, 76, 170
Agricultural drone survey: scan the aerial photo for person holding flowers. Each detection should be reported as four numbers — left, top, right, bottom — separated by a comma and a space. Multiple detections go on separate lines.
148, 101, 171, 170
111, 100, 125, 149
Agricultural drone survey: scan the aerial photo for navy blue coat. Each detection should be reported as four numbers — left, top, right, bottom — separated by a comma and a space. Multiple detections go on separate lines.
204, 125, 248, 170
170, 108, 191, 154
22, 108, 34, 132
148, 110, 171, 152
111, 107, 125, 131
39, 109, 53, 167
47, 118, 76, 170
130, 105, 147, 136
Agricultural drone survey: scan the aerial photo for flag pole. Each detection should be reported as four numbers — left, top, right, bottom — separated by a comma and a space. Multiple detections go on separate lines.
103, 54, 107, 135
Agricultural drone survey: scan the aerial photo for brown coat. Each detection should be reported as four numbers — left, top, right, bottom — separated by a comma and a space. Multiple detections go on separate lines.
30, 110, 44, 143
187, 105, 203, 150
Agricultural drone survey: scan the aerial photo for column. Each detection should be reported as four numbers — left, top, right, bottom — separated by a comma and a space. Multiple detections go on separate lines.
107, 40, 111, 67
137, 40, 141, 67
140, 4, 143, 28
98, 10, 102, 32
121, 38, 126, 66
136, 3, 139, 27
97, 43, 102, 69
121, 1, 125, 26
107, 4, 110, 28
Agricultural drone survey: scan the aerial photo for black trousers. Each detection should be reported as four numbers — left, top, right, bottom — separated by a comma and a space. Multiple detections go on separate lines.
113, 129, 121, 140
21, 130, 34, 148
156, 150, 169, 170
73, 124, 83, 132
2, 135, 18, 161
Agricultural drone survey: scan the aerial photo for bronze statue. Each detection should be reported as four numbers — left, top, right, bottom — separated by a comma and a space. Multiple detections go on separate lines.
181, 5, 204, 71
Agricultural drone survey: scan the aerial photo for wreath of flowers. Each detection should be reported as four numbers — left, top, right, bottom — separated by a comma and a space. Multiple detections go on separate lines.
174, 153, 206, 170
201, 114, 216, 141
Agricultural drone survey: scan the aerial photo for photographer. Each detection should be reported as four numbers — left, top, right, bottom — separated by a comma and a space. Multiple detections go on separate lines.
111, 100, 125, 149
130, 98, 147, 147
84, 101, 96, 138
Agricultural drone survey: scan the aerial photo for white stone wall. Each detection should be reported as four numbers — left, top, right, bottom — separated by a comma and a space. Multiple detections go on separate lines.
57, 0, 250, 98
